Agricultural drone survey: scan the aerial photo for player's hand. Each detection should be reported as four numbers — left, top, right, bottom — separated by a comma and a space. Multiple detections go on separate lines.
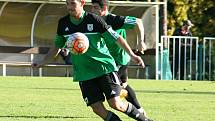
133, 49, 144, 56
131, 54, 145, 68
31, 62, 43, 68
61, 48, 70, 56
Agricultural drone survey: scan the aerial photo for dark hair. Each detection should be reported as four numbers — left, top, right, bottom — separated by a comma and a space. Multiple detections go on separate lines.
91, 0, 109, 8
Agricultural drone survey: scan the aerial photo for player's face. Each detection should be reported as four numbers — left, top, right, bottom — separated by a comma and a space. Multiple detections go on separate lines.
91, 3, 103, 16
66, 0, 84, 18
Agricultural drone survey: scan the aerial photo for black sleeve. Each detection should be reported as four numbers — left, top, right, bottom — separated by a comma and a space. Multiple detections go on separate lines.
56, 19, 62, 35
57, 16, 66, 35
57, 15, 70, 36
90, 13, 111, 34
106, 14, 125, 30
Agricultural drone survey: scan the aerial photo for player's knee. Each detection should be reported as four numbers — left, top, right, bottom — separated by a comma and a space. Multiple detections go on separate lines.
111, 104, 123, 112
108, 98, 127, 112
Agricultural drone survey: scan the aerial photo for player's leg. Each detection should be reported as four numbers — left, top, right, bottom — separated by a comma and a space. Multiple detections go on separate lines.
79, 79, 121, 121
100, 72, 150, 121
124, 84, 147, 116
118, 65, 147, 116
90, 101, 122, 121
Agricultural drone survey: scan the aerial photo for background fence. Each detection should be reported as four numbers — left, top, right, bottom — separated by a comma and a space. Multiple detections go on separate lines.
159, 36, 215, 81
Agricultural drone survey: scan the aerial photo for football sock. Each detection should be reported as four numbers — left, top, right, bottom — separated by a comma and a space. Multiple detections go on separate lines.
138, 108, 147, 117
105, 111, 122, 121
125, 85, 141, 109
124, 103, 146, 121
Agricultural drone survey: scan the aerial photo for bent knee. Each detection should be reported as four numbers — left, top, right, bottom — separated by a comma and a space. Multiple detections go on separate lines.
108, 97, 127, 112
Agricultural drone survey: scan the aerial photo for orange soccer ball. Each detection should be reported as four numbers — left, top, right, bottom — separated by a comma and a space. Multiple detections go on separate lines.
66, 32, 89, 55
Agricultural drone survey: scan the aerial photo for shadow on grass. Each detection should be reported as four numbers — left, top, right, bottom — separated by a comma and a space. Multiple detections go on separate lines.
0, 115, 97, 119
1, 86, 215, 95
18, 87, 215, 95
135, 89, 215, 95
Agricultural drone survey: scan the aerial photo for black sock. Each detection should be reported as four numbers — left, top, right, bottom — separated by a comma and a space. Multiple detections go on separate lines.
124, 103, 146, 121
105, 111, 122, 121
125, 85, 141, 109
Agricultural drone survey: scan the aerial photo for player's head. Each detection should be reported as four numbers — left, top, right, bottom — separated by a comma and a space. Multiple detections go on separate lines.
66, 0, 86, 18
91, 0, 109, 16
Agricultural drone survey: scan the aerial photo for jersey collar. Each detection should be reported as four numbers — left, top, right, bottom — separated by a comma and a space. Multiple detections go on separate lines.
69, 11, 86, 25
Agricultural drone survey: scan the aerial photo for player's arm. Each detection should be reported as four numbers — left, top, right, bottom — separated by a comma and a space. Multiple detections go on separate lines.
115, 36, 145, 68
122, 16, 146, 53
97, 15, 145, 67
32, 35, 64, 67
135, 18, 146, 53
33, 47, 59, 67
102, 28, 145, 68
111, 15, 146, 54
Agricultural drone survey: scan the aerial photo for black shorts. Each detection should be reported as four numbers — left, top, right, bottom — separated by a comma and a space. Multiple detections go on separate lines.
79, 72, 122, 106
117, 65, 128, 83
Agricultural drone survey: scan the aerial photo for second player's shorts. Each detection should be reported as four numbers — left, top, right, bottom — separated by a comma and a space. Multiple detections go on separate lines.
79, 72, 122, 106
117, 65, 128, 83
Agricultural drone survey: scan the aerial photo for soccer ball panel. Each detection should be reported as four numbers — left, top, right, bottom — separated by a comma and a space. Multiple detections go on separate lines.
66, 32, 89, 55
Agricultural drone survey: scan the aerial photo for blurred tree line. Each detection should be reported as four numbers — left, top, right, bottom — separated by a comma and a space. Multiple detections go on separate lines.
167, 0, 215, 37
113, 0, 215, 37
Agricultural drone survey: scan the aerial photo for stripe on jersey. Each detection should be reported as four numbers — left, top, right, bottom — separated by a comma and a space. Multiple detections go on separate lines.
107, 27, 120, 40
124, 17, 136, 25
85, 32, 100, 35
64, 32, 99, 38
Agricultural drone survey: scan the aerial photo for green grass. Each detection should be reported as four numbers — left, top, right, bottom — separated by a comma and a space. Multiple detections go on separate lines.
0, 76, 215, 121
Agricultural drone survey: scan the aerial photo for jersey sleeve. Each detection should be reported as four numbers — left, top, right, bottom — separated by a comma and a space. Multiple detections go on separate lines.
54, 34, 66, 48
92, 14, 120, 41
106, 14, 125, 30
121, 16, 137, 29
102, 27, 120, 42
54, 17, 67, 48
93, 14, 111, 34
106, 14, 137, 30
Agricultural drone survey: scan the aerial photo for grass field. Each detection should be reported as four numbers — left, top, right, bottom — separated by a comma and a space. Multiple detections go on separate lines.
0, 76, 214, 121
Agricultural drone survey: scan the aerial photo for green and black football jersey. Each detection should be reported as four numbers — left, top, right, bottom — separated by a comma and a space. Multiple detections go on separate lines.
54, 11, 120, 81
104, 13, 137, 66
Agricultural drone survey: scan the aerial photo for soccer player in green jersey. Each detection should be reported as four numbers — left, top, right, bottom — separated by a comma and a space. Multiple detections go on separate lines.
33, 0, 152, 121
91, 0, 151, 118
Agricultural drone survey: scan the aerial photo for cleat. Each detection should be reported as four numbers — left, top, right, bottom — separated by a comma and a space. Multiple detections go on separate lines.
146, 119, 153, 121
138, 108, 147, 118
